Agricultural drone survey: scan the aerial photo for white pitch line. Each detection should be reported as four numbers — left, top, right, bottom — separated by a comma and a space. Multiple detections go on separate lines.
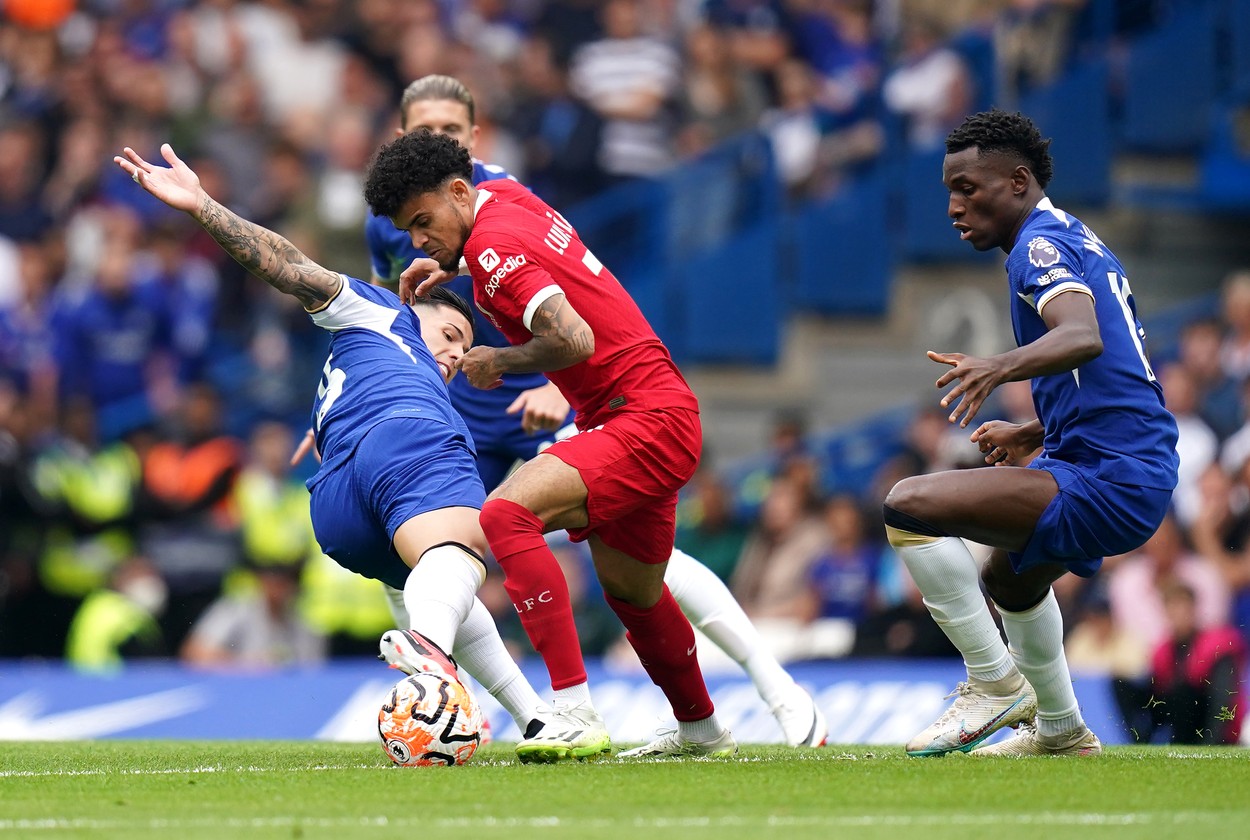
0, 763, 380, 779
0, 812, 1234, 832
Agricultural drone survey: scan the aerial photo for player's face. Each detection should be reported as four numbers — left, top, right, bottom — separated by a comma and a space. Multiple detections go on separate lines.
942, 147, 1028, 253
415, 302, 473, 384
399, 99, 479, 154
392, 179, 475, 273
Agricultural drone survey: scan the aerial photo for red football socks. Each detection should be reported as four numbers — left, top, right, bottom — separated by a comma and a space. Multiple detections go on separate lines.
479, 498, 587, 690
605, 586, 715, 722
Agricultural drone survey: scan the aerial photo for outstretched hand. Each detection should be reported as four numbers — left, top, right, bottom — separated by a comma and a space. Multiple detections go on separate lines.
927, 349, 1003, 428
399, 257, 459, 304
113, 144, 204, 215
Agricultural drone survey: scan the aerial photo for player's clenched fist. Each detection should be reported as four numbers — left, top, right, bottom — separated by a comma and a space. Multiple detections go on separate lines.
458, 346, 504, 390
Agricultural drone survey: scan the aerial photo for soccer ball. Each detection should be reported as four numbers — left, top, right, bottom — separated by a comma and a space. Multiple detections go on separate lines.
378, 671, 483, 766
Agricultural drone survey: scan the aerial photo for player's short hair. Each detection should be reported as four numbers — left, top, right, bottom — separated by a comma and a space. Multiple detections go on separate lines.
399, 75, 476, 129
411, 286, 475, 343
945, 109, 1054, 189
363, 130, 474, 219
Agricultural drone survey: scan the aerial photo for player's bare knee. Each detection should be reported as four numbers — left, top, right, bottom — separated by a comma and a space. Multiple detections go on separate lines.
883, 476, 930, 520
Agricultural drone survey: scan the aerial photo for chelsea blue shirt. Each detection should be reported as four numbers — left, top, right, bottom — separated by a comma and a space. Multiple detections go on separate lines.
305, 276, 473, 489
1007, 197, 1179, 491
364, 160, 555, 445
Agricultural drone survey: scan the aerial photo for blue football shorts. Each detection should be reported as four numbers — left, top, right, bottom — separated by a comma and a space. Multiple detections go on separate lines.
309, 417, 485, 590
1010, 457, 1173, 578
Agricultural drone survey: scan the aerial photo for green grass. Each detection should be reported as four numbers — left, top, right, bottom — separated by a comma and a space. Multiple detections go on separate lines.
1, 742, 1248, 839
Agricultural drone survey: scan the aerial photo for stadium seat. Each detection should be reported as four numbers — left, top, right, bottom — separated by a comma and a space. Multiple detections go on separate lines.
1199, 102, 1250, 208
1228, 0, 1250, 99
1120, 2, 1219, 153
1021, 59, 1113, 206
791, 170, 893, 315
670, 223, 781, 364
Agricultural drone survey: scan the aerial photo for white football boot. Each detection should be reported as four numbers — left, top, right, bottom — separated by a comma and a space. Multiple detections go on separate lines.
618, 728, 738, 759
514, 700, 612, 763
771, 683, 829, 747
971, 722, 1102, 757
378, 629, 460, 680
905, 678, 1037, 757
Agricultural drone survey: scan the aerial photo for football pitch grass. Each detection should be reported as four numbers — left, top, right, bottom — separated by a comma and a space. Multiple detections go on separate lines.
1, 742, 1248, 840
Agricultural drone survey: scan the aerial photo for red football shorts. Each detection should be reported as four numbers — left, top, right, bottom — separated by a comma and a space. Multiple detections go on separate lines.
544, 407, 701, 565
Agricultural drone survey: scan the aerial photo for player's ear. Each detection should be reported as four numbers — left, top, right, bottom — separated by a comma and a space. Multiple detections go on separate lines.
1012, 164, 1031, 195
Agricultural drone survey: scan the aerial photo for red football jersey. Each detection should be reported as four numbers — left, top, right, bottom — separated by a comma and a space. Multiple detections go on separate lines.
464, 179, 698, 427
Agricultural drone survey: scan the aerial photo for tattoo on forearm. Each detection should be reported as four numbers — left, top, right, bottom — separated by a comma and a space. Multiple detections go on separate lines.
532, 295, 594, 357
198, 195, 338, 309
501, 294, 594, 373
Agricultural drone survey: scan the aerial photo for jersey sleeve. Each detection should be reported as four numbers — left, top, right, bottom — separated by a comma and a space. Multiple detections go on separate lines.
465, 227, 563, 333
308, 276, 406, 332
1014, 233, 1094, 316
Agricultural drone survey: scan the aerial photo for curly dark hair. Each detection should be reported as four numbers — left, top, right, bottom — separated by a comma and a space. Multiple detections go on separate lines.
945, 109, 1054, 189
411, 285, 476, 344
363, 130, 473, 219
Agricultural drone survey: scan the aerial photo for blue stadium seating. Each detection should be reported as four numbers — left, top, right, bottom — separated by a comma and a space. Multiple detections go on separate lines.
790, 170, 893, 316
669, 223, 781, 365
1227, 0, 1250, 98
1120, 1, 1219, 152
1021, 59, 1113, 206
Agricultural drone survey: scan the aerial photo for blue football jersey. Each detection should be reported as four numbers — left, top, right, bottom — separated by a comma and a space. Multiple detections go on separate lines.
1007, 198, 1179, 490
305, 276, 474, 487
363, 159, 556, 448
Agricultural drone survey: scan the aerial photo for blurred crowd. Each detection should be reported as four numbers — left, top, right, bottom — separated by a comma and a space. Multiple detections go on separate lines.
0, 0, 1235, 745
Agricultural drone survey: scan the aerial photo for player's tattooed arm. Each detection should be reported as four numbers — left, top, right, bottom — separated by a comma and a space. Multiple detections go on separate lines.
196, 195, 340, 310
113, 143, 339, 310
459, 293, 593, 389
521, 293, 595, 368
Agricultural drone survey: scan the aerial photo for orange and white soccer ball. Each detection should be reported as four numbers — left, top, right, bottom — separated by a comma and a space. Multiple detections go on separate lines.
378, 671, 483, 766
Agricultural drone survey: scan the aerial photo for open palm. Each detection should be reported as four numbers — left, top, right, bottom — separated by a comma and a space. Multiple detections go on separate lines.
113, 144, 203, 215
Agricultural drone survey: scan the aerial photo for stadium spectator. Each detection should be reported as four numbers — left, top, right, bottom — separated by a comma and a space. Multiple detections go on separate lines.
181, 560, 324, 669
568, 0, 683, 182
675, 467, 751, 583
137, 382, 244, 649
22, 398, 143, 657
505, 34, 607, 208
676, 21, 768, 159
51, 211, 175, 440
0, 241, 58, 428
994, 0, 1087, 105
1219, 270, 1250, 382
1157, 364, 1219, 529
0, 120, 54, 242
801, 494, 881, 628
1188, 461, 1250, 649
1175, 318, 1243, 442
1131, 582, 1246, 744
64, 556, 167, 672
882, 16, 974, 150
731, 474, 829, 623
1107, 511, 1230, 654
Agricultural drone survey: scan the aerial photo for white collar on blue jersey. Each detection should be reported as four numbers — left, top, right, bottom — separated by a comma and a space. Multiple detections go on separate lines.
1035, 195, 1068, 224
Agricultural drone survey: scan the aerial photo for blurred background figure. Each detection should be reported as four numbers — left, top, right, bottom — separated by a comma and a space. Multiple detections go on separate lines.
181, 559, 325, 669
1117, 582, 1246, 745
65, 556, 167, 672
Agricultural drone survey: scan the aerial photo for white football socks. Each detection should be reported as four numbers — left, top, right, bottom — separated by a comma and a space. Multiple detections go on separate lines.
998, 589, 1084, 736
891, 535, 1018, 685
665, 548, 795, 707
401, 543, 484, 653
453, 597, 545, 731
